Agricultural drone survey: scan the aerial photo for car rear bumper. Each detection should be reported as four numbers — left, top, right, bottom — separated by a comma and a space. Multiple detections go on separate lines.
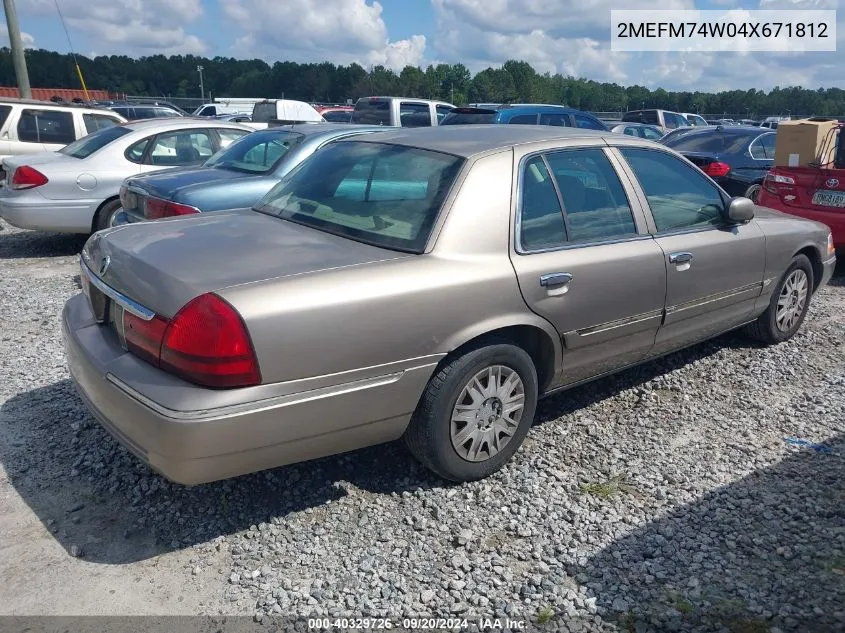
62, 293, 434, 485
821, 254, 837, 288
0, 192, 99, 233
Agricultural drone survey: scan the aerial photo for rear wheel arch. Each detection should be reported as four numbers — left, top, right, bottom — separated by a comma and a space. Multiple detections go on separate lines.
91, 195, 121, 234
438, 323, 560, 394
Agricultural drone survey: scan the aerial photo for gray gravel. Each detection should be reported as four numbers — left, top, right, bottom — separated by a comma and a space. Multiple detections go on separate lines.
1, 218, 843, 632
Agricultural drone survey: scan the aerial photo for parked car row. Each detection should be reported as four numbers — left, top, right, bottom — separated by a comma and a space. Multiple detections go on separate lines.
54, 123, 835, 487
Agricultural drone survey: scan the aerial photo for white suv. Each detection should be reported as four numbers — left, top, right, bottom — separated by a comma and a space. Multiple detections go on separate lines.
0, 98, 127, 160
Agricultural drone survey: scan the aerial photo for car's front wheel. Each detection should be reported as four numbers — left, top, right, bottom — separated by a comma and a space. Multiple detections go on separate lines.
404, 341, 538, 482
746, 254, 814, 344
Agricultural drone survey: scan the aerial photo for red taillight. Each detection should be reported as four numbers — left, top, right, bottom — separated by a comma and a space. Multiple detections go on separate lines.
703, 161, 731, 177
160, 294, 261, 389
145, 197, 201, 220
763, 171, 796, 194
123, 312, 169, 365
11, 165, 48, 190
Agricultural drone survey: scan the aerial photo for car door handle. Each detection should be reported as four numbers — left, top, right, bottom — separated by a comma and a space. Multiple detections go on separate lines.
539, 272, 573, 287
669, 252, 693, 264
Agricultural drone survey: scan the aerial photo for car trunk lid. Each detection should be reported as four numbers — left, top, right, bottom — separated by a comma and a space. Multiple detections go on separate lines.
121, 167, 258, 221
80, 208, 410, 318
763, 165, 845, 213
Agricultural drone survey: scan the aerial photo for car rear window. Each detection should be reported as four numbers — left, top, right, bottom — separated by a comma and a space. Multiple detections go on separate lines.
252, 102, 277, 123
59, 125, 131, 159
255, 141, 464, 253
204, 129, 304, 174
623, 110, 660, 125
665, 131, 756, 154
440, 109, 497, 125
350, 99, 391, 125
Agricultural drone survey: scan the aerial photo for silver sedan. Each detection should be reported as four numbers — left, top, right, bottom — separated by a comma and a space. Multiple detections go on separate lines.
0, 119, 252, 234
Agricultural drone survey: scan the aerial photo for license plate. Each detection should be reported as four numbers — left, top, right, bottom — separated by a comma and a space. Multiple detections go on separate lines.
812, 190, 845, 208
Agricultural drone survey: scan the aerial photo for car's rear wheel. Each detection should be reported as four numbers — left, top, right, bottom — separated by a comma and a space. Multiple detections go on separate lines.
404, 341, 538, 482
93, 199, 123, 233
745, 183, 761, 203
746, 254, 813, 344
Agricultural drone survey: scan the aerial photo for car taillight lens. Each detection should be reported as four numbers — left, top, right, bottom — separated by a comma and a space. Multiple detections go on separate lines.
828, 233, 836, 257
703, 161, 731, 177
160, 294, 261, 389
763, 171, 796, 193
11, 165, 48, 190
123, 312, 169, 365
145, 197, 201, 220
122, 293, 260, 389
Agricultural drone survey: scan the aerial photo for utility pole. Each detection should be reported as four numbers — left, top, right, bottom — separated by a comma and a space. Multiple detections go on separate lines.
197, 65, 205, 102
3, 0, 31, 98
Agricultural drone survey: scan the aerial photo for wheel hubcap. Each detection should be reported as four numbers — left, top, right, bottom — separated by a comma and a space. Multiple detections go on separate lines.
776, 269, 808, 332
450, 365, 525, 462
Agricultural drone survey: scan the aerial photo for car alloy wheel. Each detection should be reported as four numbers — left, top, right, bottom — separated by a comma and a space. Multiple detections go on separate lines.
449, 364, 525, 462
775, 268, 808, 332
746, 184, 761, 203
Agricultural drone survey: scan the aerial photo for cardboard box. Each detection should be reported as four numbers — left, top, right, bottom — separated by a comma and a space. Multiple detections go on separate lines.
774, 119, 840, 168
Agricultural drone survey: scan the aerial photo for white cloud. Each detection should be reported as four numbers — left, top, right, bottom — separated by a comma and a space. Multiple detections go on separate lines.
223, 0, 426, 70
430, 0, 845, 90
0, 23, 35, 48
21, 0, 207, 55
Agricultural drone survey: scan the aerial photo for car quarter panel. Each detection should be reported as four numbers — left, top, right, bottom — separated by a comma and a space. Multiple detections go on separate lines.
217, 150, 563, 387
753, 207, 834, 306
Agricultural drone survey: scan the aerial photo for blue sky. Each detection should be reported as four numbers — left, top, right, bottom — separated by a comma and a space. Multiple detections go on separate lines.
6, 0, 843, 91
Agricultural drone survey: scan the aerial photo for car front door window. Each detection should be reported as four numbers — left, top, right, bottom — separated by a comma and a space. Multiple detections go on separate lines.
618, 147, 725, 232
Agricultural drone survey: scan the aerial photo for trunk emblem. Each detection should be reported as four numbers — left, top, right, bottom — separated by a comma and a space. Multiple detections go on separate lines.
99, 256, 111, 276
826, 178, 839, 188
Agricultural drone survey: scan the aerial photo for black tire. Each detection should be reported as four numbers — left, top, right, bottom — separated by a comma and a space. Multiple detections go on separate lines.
746, 254, 814, 345
93, 199, 123, 233
404, 341, 538, 482
745, 183, 761, 203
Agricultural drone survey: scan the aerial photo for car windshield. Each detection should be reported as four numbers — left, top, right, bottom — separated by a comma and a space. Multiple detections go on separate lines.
440, 110, 497, 125
204, 130, 304, 174
664, 131, 755, 154
58, 125, 131, 159
254, 141, 464, 253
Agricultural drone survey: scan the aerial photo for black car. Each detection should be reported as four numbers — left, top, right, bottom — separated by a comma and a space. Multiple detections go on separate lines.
660, 126, 776, 202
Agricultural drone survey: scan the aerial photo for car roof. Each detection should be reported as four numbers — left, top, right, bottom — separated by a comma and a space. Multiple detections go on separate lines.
342, 124, 612, 158
119, 118, 253, 132
0, 97, 118, 114
262, 123, 385, 137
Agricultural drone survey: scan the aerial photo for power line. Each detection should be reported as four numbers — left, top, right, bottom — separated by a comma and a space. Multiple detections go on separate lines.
53, 0, 89, 100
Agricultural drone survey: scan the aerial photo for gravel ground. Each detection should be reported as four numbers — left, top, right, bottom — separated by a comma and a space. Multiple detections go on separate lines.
1, 217, 843, 632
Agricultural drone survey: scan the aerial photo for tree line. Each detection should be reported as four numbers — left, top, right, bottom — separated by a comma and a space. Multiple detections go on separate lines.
3, 48, 844, 116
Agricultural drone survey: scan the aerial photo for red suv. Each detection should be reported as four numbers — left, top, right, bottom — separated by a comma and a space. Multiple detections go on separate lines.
757, 122, 845, 249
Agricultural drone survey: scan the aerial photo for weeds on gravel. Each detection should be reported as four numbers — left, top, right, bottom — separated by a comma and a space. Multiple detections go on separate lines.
666, 590, 694, 615
536, 605, 554, 625
579, 473, 635, 499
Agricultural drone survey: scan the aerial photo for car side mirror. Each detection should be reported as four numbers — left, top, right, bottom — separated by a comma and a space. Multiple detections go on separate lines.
725, 196, 755, 223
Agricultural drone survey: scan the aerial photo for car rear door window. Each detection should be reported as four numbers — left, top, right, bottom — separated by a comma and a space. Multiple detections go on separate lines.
147, 130, 214, 166
619, 147, 725, 232
573, 114, 605, 130
519, 156, 567, 250
436, 105, 453, 123
399, 102, 432, 127
83, 113, 120, 134
217, 129, 249, 149
17, 109, 75, 144
509, 114, 539, 125
0, 105, 12, 129
538, 113, 570, 127
545, 149, 637, 242
749, 133, 776, 159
